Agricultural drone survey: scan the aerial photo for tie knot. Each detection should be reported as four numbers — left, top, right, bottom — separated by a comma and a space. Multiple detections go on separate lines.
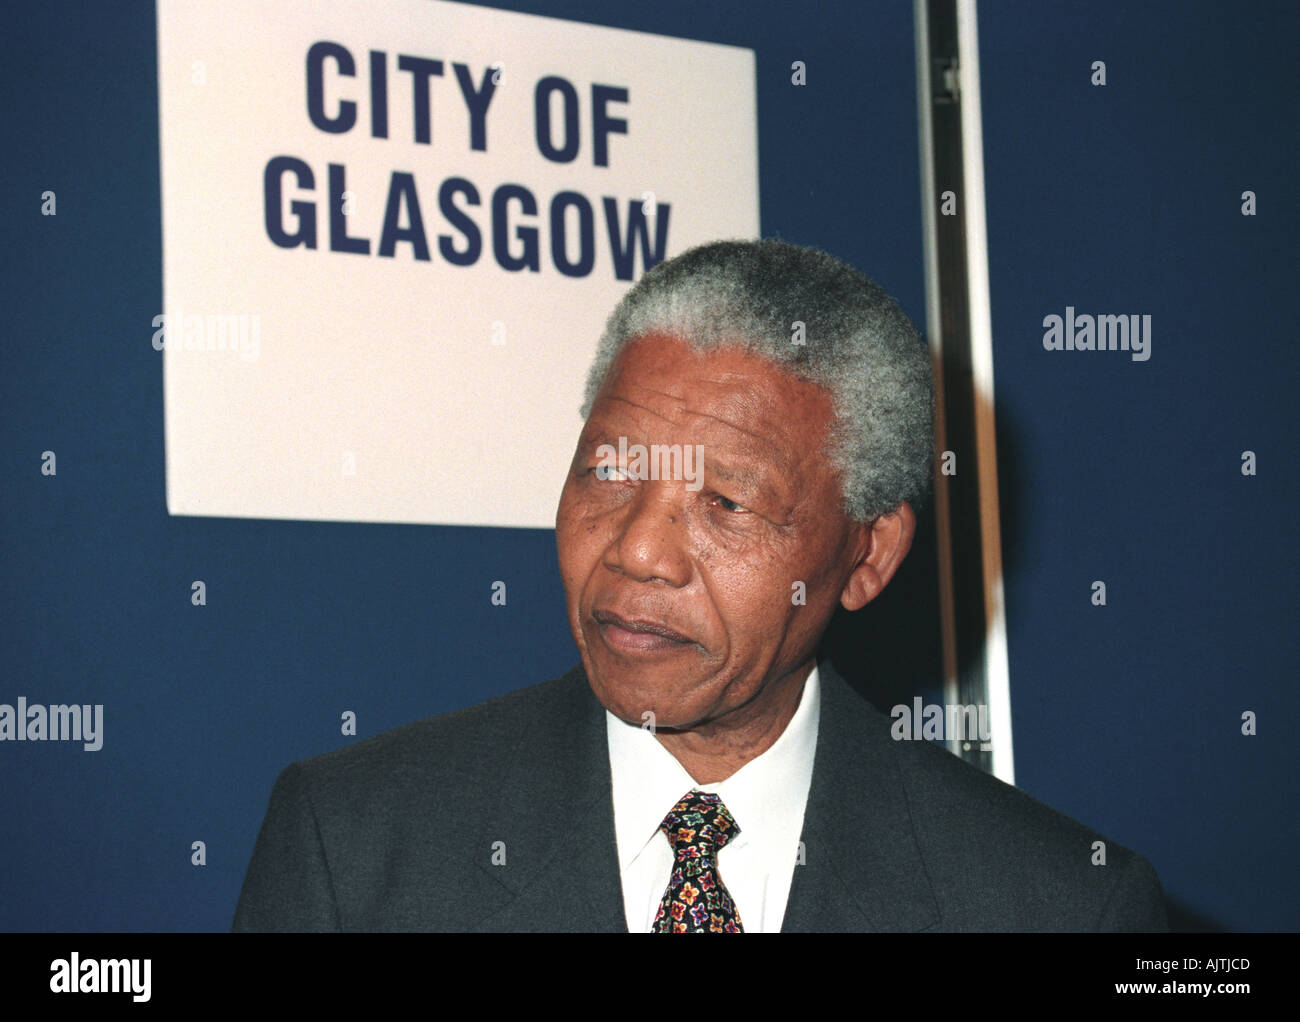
659, 789, 740, 854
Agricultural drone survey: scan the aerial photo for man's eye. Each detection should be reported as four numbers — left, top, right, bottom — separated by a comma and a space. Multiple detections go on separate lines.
592, 464, 629, 482
716, 495, 749, 513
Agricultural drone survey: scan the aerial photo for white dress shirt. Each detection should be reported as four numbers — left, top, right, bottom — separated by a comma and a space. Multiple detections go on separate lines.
605, 664, 821, 932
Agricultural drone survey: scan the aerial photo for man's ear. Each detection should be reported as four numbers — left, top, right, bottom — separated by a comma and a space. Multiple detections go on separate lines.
840, 502, 917, 611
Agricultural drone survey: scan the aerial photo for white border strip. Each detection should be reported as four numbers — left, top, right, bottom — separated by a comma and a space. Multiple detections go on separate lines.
956, 0, 1014, 785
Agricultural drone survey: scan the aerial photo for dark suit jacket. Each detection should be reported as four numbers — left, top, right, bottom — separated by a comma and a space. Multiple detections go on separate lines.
232, 657, 1167, 931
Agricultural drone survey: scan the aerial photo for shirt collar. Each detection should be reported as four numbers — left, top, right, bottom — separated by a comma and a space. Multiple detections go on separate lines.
606, 663, 821, 870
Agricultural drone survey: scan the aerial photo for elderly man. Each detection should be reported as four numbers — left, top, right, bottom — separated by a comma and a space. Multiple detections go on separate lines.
233, 239, 1166, 932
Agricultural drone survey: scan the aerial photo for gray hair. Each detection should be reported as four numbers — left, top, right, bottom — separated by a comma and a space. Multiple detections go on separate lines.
579, 239, 934, 522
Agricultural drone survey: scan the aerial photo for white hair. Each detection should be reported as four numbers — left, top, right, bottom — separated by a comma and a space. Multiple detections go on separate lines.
580, 239, 934, 522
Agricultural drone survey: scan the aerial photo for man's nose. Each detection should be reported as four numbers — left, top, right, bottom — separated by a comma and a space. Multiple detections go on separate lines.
606, 481, 691, 587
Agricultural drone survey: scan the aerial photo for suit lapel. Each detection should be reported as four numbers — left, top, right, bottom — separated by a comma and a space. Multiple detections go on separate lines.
781, 658, 940, 932
471, 664, 627, 932
468, 657, 939, 933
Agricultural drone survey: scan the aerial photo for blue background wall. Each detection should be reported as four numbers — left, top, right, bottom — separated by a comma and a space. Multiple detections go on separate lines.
978, 0, 1299, 932
2, 0, 1294, 932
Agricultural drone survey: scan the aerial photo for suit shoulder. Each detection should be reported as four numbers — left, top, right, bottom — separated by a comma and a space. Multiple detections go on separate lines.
288, 664, 587, 798
894, 726, 1101, 846
856, 699, 1165, 929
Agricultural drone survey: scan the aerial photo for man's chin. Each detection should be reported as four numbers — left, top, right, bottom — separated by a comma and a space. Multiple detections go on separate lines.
582, 662, 702, 730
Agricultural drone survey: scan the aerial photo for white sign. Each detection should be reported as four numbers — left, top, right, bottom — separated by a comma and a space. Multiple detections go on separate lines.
156, 0, 759, 528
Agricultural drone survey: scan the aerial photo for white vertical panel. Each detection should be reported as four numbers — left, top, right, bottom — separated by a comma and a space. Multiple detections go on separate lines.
956, 0, 1014, 785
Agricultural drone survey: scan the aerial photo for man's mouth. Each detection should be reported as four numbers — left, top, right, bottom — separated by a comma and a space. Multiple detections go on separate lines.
593, 609, 695, 653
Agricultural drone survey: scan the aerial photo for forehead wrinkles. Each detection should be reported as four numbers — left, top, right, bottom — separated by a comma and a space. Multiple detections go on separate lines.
605, 373, 788, 450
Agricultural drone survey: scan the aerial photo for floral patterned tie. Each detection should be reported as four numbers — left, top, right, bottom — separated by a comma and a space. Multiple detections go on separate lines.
651, 789, 744, 933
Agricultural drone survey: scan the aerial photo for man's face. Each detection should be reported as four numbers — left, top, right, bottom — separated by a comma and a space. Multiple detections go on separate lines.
556, 332, 873, 732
